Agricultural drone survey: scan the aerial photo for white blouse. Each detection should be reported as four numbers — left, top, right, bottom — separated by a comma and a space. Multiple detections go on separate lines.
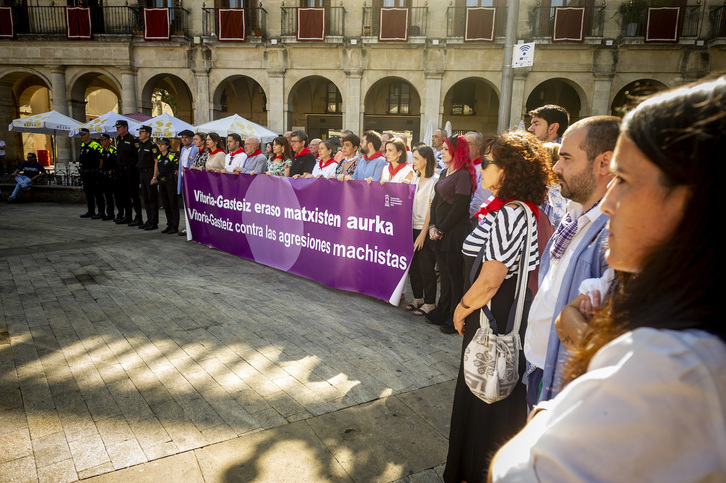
380, 163, 414, 183
412, 174, 438, 230
491, 327, 726, 482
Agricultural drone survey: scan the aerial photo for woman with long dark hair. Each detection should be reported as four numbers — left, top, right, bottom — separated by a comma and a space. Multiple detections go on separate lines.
491, 75, 725, 481
205, 132, 226, 173
406, 145, 439, 316
264, 136, 293, 177
426, 135, 478, 334
443, 131, 549, 483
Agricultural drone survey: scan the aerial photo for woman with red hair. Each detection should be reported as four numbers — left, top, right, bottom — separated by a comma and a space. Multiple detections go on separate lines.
426, 135, 477, 334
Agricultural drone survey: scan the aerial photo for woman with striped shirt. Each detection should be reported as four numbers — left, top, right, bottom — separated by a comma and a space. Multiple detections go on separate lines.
443, 131, 550, 483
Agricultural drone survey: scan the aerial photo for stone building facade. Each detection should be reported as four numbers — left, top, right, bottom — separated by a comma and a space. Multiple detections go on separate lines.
1, 0, 724, 166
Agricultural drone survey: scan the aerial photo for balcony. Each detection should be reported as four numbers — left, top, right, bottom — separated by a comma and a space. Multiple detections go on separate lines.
362, 7, 428, 41
710, 6, 726, 39
201, 7, 267, 42
531, 6, 605, 41
446, 6, 507, 42
4, 6, 189, 39
620, 2, 701, 41
280, 7, 345, 41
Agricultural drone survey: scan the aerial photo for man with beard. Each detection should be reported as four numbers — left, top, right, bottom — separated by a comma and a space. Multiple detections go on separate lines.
523, 116, 620, 407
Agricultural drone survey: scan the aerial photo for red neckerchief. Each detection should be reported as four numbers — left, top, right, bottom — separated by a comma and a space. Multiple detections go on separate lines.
274, 155, 282, 160
364, 150, 383, 161
475, 197, 540, 222
210, 148, 225, 155
230, 147, 245, 157
388, 162, 407, 179
295, 147, 311, 157
473, 157, 482, 166
249, 148, 262, 157
319, 157, 336, 170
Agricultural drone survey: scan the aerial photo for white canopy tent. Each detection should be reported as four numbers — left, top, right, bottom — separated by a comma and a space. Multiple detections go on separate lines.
143, 113, 195, 138
68, 111, 142, 138
194, 114, 278, 143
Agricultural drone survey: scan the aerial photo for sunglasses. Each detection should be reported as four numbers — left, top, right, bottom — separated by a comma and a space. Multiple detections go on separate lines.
480, 158, 499, 169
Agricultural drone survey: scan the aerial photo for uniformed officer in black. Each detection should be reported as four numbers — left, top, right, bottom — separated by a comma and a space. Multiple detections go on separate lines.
114, 120, 142, 225
137, 125, 159, 230
98, 133, 118, 221
154, 137, 180, 234
78, 128, 105, 218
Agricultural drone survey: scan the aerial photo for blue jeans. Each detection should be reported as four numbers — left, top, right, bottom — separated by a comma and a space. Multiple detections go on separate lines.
9, 175, 33, 200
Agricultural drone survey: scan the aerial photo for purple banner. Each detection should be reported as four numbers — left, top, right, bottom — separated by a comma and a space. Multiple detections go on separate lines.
182, 169, 415, 303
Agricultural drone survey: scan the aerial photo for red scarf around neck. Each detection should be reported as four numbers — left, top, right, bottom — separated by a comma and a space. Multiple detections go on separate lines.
473, 157, 482, 166
388, 162, 407, 180
319, 157, 336, 170
210, 148, 225, 155
364, 150, 382, 161
295, 147, 311, 157
230, 147, 245, 157
475, 197, 540, 222
248, 148, 262, 157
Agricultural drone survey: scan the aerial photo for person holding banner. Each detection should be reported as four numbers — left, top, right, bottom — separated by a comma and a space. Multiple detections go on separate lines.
261, 136, 292, 177
307, 140, 338, 179
380, 138, 414, 184
406, 145, 439, 316
426, 135, 477, 334
190, 132, 209, 171
334, 133, 360, 180
205, 133, 226, 173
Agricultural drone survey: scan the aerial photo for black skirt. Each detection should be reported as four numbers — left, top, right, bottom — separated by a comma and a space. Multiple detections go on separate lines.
443, 255, 531, 483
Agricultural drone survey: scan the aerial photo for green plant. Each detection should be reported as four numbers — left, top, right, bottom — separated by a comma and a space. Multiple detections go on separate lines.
619, 0, 647, 24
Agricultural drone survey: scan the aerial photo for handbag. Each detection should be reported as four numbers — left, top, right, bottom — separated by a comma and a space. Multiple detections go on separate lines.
463, 201, 534, 404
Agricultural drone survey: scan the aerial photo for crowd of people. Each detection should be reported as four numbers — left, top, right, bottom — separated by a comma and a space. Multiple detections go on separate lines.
6, 72, 723, 482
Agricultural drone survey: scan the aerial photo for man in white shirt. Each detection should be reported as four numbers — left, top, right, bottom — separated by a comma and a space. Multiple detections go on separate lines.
432, 128, 447, 173
524, 116, 620, 406
223, 133, 247, 174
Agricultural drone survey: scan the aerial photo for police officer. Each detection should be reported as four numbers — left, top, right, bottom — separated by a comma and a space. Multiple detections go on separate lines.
154, 137, 180, 234
78, 128, 105, 218
137, 125, 159, 231
114, 120, 142, 226
98, 133, 118, 221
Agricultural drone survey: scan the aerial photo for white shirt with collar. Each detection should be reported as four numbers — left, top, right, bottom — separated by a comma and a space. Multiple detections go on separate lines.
524, 200, 603, 370
224, 148, 248, 173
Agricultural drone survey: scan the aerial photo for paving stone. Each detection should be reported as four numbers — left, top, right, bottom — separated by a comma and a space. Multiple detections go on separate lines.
68, 432, 110, 472
36, 458, 78, 483
31, 431, 72, 469
0, 428, 32, 465
0, 454, 38, 483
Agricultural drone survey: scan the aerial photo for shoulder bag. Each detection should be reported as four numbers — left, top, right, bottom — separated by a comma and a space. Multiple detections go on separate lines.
463, 201, 534, 404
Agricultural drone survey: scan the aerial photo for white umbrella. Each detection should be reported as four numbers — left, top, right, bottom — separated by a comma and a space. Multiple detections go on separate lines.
69, 111, 141, 137
144, 113, 194, 138
423, 120, 434, 146
194, 114, 278, 143
444, 121, 453, 138
9, 110, 83, 168
9, 110, 82, 135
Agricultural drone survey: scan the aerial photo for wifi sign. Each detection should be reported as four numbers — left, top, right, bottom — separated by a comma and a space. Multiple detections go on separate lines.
513, 42, 535, 68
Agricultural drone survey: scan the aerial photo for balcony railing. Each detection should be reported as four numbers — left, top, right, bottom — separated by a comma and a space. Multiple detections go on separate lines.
281, 7, 345, 38
8, 6, 190, 37
531, 6, 605, 39
362, 7, 428, 38
621, 3, 701, 38
201, 7, 267, 40
710, 6, 726, 38
446, 6, 507, 40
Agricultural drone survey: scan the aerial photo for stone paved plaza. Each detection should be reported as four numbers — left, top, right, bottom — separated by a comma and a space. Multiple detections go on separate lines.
0, 201, 460, 482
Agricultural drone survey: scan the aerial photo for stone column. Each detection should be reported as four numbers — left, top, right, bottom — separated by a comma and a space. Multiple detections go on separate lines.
120, 68, 138, 114
50, 66, 73, 169
592, 73, 614, 116
193, 71, 210, 124
422, 71, 443, 144
343, 68, 362, 135
509, 69, 529, 131
267, 69, 286, 133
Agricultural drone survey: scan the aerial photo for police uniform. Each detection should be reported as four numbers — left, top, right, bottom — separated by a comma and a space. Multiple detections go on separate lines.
99, 140, 118, 221
137, 134, 160, 229
79, 137, 104, 218
156, 149, 179, 233
115, 130, 142, 224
